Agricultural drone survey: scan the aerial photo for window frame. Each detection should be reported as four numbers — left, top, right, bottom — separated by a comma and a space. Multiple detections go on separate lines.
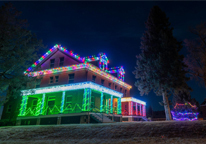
68, 73, 75, 83
101, 79, 104, 86
65, 95, 72, 109
59, 57, 64, 66
50, 59, 55, 68
92, 75, 96, 82
49, 77, 54, 84
55, 76, 59, 83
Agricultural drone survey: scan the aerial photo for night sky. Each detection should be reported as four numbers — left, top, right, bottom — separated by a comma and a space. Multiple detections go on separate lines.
1, 1, 206, 111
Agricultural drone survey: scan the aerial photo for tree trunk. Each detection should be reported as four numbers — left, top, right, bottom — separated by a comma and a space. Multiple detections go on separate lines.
162, 92, 172, 120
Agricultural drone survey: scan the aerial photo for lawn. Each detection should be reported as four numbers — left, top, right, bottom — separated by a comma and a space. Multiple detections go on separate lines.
0, 121, 206, 143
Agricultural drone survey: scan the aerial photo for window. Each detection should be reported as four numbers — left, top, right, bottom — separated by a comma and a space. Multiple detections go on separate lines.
120, 88, 122, 92
101, 79, 104, 86
65, 95, 72, 109
55, 76, 59, 83
133, 105, 136, 111
50, 59, 55, 68
32, 99, 38, 110
68, 73, 75, 83
50, 77, 54, 83
7, 105, 11, 113
92, 75, 96, 82
125, 90, 127, 96
59, 57, 64, 66
115, 85, 117, 90
125, 104, 127, 110
108, 83, 111, 88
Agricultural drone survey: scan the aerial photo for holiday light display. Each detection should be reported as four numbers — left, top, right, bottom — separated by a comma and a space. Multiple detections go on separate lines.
171, 102, 198, 121
99, 53, 109, 71
25, 44, 86, 73
121, 97, 146, 105
106, 66, 125, 81
21, 81, 123, 98
27, 63, 132, 89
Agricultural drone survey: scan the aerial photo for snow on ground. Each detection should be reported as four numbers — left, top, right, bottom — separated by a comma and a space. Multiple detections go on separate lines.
0, 121, 206, 143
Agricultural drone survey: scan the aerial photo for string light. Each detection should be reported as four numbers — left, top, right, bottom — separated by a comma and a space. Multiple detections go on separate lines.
21, 81, 123, 98
27, 63, 132, 89
25, 44, 126, 81
121, 97, 146, 105
171, 102, 198, 121
106, 66, 125, 81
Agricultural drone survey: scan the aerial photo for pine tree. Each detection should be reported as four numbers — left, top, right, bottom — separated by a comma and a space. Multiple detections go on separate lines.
0, 3, 44, 105
134, 6, 190, 120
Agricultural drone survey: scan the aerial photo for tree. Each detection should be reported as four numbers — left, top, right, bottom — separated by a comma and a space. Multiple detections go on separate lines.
134, 6, 190, 120
0, 3, 44, 105
184, 23, 206, 87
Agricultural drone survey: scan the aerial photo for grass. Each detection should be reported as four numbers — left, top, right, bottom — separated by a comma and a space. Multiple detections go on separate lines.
0, 120, 206, 143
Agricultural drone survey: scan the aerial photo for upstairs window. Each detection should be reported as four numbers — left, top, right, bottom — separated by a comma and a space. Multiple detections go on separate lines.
120, 88, 122, 92
50, 59, 55, 68
55, 76, 59, 83
50, 77, 54, 83
92, 75, 96, 82
115, 85, 117, 90
108, 83, 111, 88
101, 79, 104, 86
68, 73, 75, 83
59, 57, 64, 66
125, 90, 127, 96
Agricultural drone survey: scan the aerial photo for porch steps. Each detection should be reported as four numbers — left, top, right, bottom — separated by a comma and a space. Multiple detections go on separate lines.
141, 116, 149, 121
91, 113, 113, 123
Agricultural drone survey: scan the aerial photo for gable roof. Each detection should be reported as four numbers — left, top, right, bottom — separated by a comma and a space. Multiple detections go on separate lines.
25, 44, 85, 73
25, 44, 131, 89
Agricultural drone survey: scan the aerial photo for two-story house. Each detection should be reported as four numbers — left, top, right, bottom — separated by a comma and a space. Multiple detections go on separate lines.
1, 44, 146, 125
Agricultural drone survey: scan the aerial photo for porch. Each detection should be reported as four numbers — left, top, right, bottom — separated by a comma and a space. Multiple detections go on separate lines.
18, 82, 123, 124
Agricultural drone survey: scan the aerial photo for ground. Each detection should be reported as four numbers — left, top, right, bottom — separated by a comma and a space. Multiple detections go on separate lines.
0, 121, 206, 143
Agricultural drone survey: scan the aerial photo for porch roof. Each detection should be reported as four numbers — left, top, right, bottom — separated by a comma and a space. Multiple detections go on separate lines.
21, 82, 123, 98
121, 97, 146, 105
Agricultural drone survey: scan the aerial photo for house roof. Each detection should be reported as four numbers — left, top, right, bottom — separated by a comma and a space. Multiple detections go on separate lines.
25, 44, 132, 89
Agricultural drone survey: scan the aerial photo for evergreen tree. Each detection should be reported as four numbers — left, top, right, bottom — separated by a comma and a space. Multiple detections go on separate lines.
0, 3, 44, 105
134, 6, 190, 120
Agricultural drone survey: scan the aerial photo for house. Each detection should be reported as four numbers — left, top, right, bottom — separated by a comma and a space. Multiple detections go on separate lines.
121, 97, 146, 121
1, 44, 146, 126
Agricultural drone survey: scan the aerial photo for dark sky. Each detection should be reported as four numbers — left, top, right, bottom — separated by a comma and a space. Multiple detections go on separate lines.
1, 1, 206, 111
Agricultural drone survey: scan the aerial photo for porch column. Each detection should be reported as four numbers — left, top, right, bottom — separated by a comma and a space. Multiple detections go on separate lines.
106, 99, 109, 114
129, 101, 133, 115
117, 97, 121, 114
40, 93, 45, 115
100, 92, 103, 112
110, 95, 113, 113
136, 103, 138, 116
60, 91, 65, 113
140, 104, 142, 116
19, 95, 28, 116
82, 88, 91, 111
143, 105, 146, 116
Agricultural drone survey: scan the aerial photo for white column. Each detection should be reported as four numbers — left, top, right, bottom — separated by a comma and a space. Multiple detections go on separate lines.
140, 104, 142, 116
60, 91, 65, 113
110, 95, 113, 113
40, 93, 45, 115
136, 102, 138, 116
100, 92, 103, 112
